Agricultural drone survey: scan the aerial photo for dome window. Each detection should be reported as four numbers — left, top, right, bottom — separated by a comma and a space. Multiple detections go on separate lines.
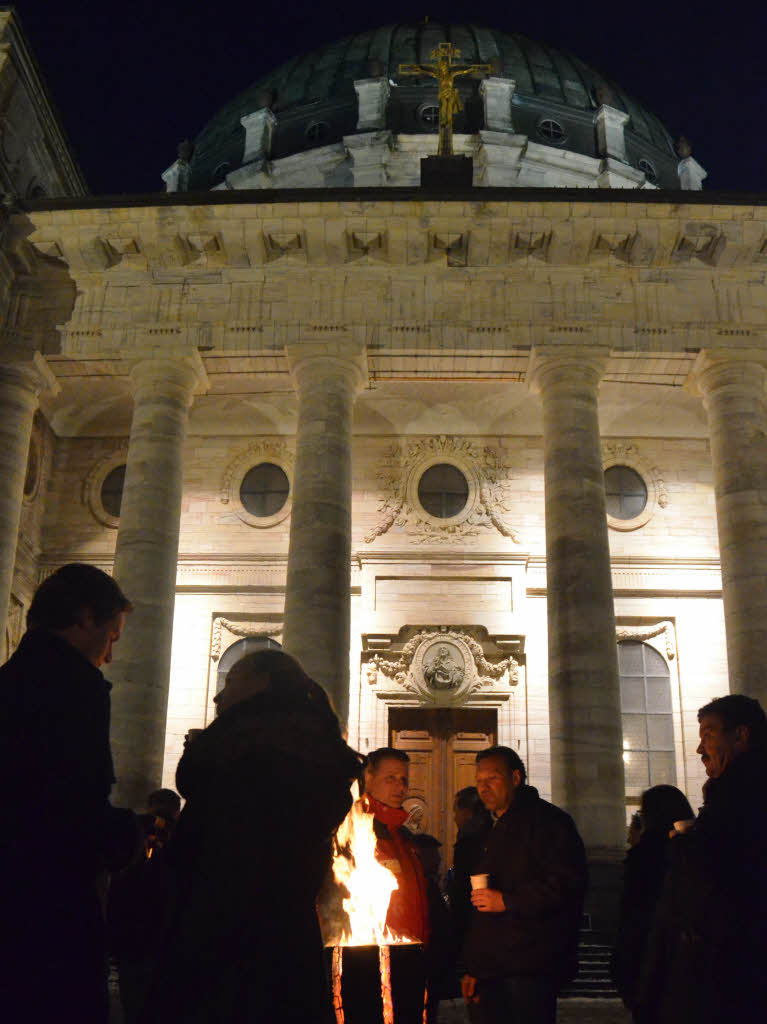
305, 121, 330, 145
417, 463, 469, 519
418, 104, 440, 128
212, 162, 231, 185
638, 158, 658, 184
536, 118, 567, 145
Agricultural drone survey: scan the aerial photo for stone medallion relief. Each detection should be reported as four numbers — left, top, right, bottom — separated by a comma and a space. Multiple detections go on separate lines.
365, 628, 519, 706
365, 435, 520, 544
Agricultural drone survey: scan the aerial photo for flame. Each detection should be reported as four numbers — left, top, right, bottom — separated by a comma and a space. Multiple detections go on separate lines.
329, 782, 415, 947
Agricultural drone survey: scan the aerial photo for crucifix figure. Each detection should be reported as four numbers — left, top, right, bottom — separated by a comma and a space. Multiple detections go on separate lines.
399, 42, 493, 157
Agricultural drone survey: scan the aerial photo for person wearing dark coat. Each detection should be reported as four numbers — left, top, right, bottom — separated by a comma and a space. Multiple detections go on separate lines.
610, 785, 694, 1017
137, 649, 362, 1024
447, 786, 492, 946
462, 746, 587, 1024
636, 695, 767, 1024
0, 563, 133, 1024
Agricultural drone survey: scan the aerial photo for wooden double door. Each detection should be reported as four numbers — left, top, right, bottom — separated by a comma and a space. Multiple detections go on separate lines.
389, 708, 496, 868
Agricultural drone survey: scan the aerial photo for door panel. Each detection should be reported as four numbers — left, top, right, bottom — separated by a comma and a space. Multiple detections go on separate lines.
389, 708, 496, 867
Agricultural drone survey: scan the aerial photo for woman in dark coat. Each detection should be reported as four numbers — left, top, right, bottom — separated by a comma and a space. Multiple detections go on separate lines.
139, 649, 362, 1024
611, 784, 694, 1019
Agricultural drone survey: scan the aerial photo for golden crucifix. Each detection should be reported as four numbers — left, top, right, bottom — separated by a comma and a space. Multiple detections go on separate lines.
399, 42, 493, 157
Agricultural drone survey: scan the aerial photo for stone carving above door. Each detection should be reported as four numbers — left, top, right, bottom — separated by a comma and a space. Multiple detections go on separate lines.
365, 626, 519, 706
365, 435, 520, 544
616, 620, 676, 660
210, 615, 283, 661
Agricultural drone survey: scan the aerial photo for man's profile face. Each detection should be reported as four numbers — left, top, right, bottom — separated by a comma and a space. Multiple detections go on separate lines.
453, 800, 473, 829
78, 609, 127, 668
476, 755, 521, 816
697, 713, 749, 778
365, 757, 409, 809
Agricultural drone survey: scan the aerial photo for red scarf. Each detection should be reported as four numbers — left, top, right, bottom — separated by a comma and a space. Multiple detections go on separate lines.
366, 795, 430, 943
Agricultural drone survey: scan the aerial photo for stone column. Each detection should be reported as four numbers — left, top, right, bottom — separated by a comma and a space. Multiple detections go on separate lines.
107, 356, 202, 808
282, 343, 367, 729
529, 347, 625, 855
0, 355, 55, 640
692, 353, 767, 703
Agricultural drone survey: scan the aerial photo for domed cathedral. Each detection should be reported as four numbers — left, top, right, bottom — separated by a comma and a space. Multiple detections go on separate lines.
2, 9, 765, 932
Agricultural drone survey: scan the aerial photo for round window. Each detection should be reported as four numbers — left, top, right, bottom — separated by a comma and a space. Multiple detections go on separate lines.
638, 158, 658, 184
212, 162, 231, 186
605, 465, 647, 520
419, 104, 440, 127
240, 463, 290, 518
101, 464, 126, 519
417, 463, 469, 519
305, 121, 330, 145
537, 118, 566, 144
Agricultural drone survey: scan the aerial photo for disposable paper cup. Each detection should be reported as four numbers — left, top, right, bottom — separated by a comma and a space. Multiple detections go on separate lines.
673, 818, 695, 834
470, 873, 489, 890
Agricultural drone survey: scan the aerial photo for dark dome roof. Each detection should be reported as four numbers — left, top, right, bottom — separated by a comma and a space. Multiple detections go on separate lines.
189, 22, 678, 189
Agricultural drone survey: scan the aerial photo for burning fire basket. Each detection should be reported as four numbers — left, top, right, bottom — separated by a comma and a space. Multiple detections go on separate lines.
320, 786, 428, 1024
329, 943, 426, 1024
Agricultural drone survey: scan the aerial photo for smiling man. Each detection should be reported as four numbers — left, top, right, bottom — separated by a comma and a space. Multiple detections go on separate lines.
0, 563, 133, 1024
462, 746, 587, 1024
638, 694, 767, 1024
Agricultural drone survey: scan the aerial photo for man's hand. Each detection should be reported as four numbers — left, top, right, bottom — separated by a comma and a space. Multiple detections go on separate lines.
470, 887, 506, 912
462, 974, 480, 1004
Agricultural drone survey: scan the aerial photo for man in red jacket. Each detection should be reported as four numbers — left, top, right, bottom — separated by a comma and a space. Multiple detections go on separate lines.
364, 747, 430, 1021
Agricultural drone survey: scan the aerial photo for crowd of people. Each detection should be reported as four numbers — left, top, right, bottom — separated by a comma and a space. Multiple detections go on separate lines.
1, 562, 765, 1023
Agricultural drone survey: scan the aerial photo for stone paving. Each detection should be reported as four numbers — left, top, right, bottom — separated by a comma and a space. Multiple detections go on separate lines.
436, 997, 631, 1023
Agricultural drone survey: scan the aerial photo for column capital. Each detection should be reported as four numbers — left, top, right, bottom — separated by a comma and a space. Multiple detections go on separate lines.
687, 349, 767, 399
0, 350, 59, 399
285, 341, 368, 395
527, 345, 610, 396
127, 351, 209, 401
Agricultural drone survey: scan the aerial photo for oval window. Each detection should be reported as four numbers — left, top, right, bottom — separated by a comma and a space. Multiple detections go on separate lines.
417, 463, 469, 519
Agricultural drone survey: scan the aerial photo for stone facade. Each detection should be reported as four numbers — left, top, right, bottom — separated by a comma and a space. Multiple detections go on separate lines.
4, 186, 766, 881
0, 11, 86, 200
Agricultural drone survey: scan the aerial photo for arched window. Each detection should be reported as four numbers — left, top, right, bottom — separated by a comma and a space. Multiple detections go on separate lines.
216, 634, 282, 694
618, 640, 676, 810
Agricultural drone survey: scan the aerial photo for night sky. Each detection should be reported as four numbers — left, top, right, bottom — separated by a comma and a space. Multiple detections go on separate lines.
12, 0, 766, 196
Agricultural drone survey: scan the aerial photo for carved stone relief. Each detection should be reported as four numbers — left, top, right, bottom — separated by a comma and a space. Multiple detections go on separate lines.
210, 615, 284, 662
616, 620, 676, 661
364, 627, 519, 706
365, 435, 520, 544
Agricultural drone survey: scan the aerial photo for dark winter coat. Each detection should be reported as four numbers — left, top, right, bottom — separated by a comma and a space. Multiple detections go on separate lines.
139, 687, 362, 1024
636, 751, 767, 1024
448, 811, 492, 943
0, 628, 136, 1024
610, 830, 671, 1009
463, 785, 587, 986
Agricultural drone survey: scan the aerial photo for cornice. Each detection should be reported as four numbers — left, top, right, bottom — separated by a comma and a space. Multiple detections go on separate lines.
22, 202, 767, 274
